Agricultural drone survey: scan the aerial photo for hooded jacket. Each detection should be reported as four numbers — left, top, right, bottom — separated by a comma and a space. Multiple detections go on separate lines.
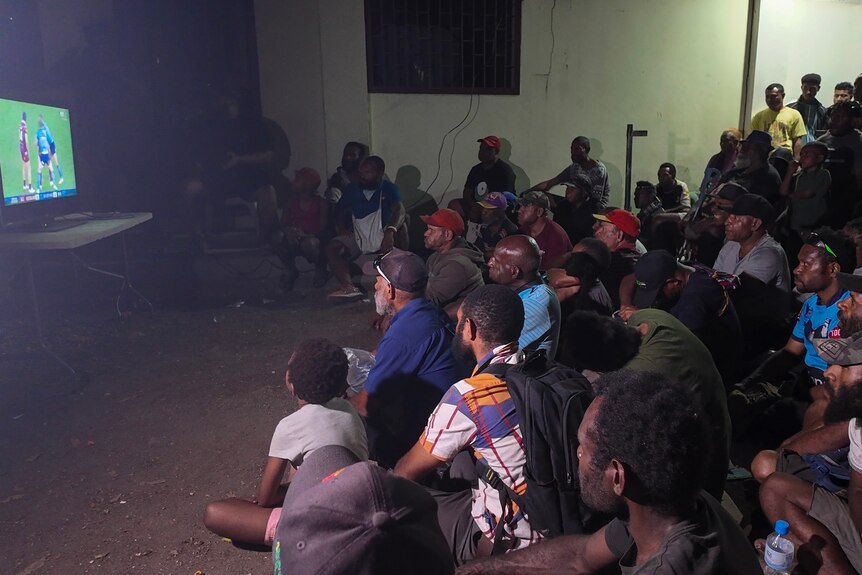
425, 237, 485, 310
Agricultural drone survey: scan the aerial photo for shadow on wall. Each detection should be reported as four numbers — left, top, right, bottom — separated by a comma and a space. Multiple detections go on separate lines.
499, 138, 531, 193
668, 131, 694, 189
590, 138, 623, 207
394, 165, 438, 257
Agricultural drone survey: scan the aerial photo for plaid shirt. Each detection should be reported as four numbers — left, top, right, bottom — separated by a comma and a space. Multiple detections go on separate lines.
420, 342, 541, 549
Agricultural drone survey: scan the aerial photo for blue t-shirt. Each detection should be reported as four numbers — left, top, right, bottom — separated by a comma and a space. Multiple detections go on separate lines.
792, 290, 848, 371
517, 283, 560, 358
35, 127, 50, 155
365, 298, 468, 398
338, 179, 401, 226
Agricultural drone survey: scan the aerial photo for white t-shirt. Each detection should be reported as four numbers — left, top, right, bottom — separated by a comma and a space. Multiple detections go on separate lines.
268, 398, 368, 466
849, 418, 862, 474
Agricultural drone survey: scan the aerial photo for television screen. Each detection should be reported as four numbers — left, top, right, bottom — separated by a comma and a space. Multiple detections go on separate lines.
0, 97, 77, 207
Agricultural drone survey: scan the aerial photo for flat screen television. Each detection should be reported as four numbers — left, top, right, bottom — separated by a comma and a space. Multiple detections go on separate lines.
0, 96, 79, 228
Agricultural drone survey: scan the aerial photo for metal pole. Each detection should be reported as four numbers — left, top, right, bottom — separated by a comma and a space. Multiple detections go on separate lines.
624, 124, 649, 211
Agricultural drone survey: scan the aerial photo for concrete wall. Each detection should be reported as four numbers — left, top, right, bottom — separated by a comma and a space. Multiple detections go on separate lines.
748, 0, 862, 122
255, 0, 370, 181
257, 0, 751, 207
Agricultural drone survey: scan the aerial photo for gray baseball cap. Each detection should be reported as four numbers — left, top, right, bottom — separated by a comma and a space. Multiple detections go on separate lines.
815, 332, 862, 367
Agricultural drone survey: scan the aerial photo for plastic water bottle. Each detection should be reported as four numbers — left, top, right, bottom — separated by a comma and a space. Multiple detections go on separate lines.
764, 519, 795, 574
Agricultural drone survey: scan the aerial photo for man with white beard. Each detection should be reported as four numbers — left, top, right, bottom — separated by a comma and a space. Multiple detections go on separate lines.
350, 249, 470, 468
717, 130, 783, 206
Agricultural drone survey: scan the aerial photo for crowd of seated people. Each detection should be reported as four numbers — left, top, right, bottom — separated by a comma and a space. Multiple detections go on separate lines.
201, 73, 862, 574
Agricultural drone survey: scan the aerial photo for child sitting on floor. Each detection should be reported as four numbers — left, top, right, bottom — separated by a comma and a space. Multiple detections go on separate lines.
203, 337, 368, 547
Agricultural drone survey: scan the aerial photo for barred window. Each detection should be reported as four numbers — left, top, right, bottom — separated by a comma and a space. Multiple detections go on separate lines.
365, 0, 521, 95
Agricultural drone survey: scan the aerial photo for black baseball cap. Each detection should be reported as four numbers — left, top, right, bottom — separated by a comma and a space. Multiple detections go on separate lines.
727, 193, 774, 226
633, 250, 678, 309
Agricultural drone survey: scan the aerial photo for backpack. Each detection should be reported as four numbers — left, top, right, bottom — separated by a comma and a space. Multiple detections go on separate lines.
478, 350, 600, 552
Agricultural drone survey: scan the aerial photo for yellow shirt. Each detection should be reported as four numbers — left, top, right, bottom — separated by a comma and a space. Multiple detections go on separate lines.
750, 106, 807, 152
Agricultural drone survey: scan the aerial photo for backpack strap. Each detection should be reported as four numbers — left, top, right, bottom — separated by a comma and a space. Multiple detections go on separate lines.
474, 457, 521, 555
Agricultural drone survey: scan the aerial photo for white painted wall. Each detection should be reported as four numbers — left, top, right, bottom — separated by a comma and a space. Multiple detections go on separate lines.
748, 0, 862, 123
256, 0, 750, 208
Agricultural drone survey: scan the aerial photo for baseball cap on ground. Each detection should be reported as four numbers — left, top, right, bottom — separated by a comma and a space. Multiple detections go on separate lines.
632, 249, 678, 309
478, 191, 508, 209
742, 130, 773, 150
420, 208, 465, 236
518, 190, 551, 211
477, 135, 502, 151
361, 248, 428, 293
274, 445, 454, 575
727, 193, 775, 226
592, 208, 641, 238
815, 331, 862, 367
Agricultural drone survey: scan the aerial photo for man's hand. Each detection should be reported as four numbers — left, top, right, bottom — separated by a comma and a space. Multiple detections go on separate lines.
617, 305, 638, 322
380, 228, 395, 254
370, 312, 391, 332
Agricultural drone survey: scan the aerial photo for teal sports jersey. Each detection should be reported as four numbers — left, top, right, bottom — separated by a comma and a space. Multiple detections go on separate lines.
792, 290, 848, 371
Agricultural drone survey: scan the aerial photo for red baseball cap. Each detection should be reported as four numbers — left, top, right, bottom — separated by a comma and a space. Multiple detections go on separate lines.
477, 136, 501, 151
593, 208, 641, 238
420, 208, 465, 236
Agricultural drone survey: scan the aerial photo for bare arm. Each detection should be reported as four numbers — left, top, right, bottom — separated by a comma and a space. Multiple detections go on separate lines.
526, 175, 563, 194
393, 441, 446, 481
779, 161, 799, 197
792, 137, 802, 160
781, 422, 850, 453
257, 456, 290, 507
456, 527, 617, 574
618, 273, 636, 308
350, 389, 369, 418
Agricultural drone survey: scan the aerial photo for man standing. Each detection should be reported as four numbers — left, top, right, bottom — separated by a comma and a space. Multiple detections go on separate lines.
526, 136, 610, 211
788, 73, 829, 142
395, 285, 539, 565
488, 235, 561, 357
591, 208, 641, 309
421, 208, 484, 319
352, 249, 468, 468
759, 330, 862, 575
834, 81, 855, 105
326, 156, 407, 301
751, 83, 808, 157
457, 369, 759, 574
819, 100, 862, 193
516, 191, 572, 270
718, 130, 782, 204
449, 136, 516, 228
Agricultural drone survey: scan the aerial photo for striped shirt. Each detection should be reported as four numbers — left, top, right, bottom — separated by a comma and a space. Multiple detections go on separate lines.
420, 343, 541, 550
517, 282, 560, 358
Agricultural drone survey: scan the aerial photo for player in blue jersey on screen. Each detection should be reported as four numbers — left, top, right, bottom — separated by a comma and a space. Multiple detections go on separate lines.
39, 115, 64, 184
18, 111, 33, 192
34, 116, 57, 192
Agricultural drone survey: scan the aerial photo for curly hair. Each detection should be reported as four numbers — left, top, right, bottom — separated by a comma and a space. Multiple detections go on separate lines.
287, 338, 349, 404
460, 284, 524, 347
589, 370, 708, 514
560, 311, 640, 372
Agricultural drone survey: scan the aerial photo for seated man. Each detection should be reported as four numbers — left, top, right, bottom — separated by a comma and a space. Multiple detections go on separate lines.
516, 191, 572, 270
633, 181, 665, 249
271, 167, 329, 290
705, 128, 742, 177
590, 208, 641, 310
759, 330, 862, 575
351, 249, 469, 468
421, 208, 485, 319
623, 249, 743, 384
473, 192, 518, 261
526, 136, 610, 211
488, 235, 561, 357
273, 445, 454, 575
325, 141, 368, 204
545, 174, 597, 246
326, 155, 407, 301
718, 130, 782, 206
713, 193, 791, 353
449, 136, 516, 229
751, 271, 862, 484
395, 285, 539, 565
730, 228, 856, 439
656, 162, 691, 212
459, 369, 760, 574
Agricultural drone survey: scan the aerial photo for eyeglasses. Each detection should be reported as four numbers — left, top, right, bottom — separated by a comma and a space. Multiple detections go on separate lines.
807, 232, 838, 260
374, 252, 393, 286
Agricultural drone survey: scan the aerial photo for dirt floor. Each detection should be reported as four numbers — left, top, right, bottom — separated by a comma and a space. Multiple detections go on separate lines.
0, 226, 383, 574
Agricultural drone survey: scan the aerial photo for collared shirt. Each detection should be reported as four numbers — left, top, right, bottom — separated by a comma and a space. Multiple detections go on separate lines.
365, 297, 464, 398
421, 342, 540, 550
788, 97, 829, 142
517, 282, 561, 358
792, 290, 849, 371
